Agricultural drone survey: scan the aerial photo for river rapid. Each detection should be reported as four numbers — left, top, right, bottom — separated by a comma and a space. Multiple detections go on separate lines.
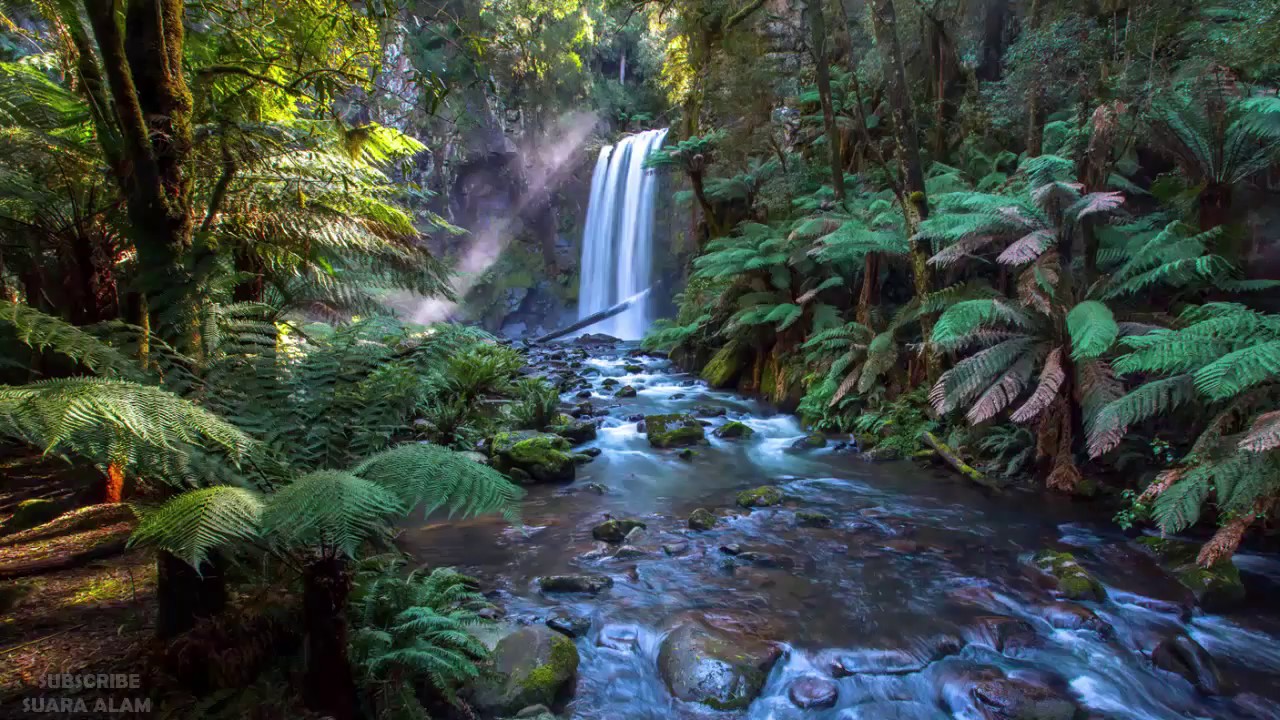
398, 341, 1280, 720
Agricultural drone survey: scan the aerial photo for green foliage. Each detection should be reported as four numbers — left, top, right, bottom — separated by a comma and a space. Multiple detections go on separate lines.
353, 443, 523, 523
508, 378, 561, 431
444, 344, 524, 402
261, 470, 403, 559
350, 558, 492, 713
129, 487, 264, 570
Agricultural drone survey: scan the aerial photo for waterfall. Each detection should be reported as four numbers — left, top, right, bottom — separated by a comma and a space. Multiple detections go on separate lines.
577, 128, 669, 340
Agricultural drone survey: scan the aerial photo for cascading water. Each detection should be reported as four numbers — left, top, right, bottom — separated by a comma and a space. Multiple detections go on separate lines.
577, 128, 669, 340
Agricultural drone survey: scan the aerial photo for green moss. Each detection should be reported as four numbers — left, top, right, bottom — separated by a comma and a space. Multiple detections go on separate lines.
592, 518, 646, 543
623, 364, 644, 373
518, 634, 579, 700
644, 414, 706, 448
796, 511, 833, 528
491, 431, 576, 483
701, 342, 746, 389
713, 421, 755, 439
2, 498, 62, 535
736, 486, 783, 508
615, 385, 637, 397
689, 508, 717, 531
1034, 550, 1106, 601
1137, 537, 1245, 610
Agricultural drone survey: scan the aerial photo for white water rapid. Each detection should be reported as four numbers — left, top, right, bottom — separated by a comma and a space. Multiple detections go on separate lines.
576, 128, 669, 340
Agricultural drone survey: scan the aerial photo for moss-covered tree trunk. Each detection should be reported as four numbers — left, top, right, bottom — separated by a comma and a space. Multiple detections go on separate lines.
870, 0, 934, 378
83, 0, 195, 344
303, 555, 357, 720
805, 0, 844, 202
1024, 0, 1046, 157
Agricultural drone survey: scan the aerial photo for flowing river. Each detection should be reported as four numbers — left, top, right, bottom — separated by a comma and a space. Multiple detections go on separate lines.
399, 342, 1280, 720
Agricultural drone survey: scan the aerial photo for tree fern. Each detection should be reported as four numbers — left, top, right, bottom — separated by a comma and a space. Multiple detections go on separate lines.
261, 470, 404, 558
129, 486, 264, 569
1066, 301, 1119, 360
352, 443, 523, 523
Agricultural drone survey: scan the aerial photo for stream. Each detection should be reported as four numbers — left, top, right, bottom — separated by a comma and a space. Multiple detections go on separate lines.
399, 342, 1280, 720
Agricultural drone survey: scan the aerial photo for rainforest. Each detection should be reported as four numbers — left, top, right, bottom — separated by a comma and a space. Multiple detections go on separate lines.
1, 1, 1279, 719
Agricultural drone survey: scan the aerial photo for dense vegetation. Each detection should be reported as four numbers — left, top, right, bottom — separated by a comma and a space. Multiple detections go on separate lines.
1, 0, 1279, 718
639, 0, 1280, 569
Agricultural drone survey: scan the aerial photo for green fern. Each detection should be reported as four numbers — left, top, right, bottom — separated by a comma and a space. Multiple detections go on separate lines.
129, 487, 264, 569
353, 443, 523, 523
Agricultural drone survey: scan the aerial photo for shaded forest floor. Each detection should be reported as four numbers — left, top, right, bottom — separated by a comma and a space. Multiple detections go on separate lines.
0, 452, 154, 716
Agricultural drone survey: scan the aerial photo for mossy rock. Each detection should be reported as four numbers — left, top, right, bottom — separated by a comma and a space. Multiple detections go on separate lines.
592, 518, 646, 543
490, 431, 576, 483
643, 414, 706, 448
470, 626, 580, 716
788, 433, 828, 452
713, 421, 755, 440
700, 343, 746, 389
536, 574, 613, 594
657, 619, 781, 710
796, 511, 833, 528
546, 419, 597, 444
1033, 550, 1106, 602
736, 486, 783, 508
623, 363, 644, 373
677, 448, 697, 461
689, 508, 717, 531
1136, 537, 1245, 611
614, 385, 637, 398
1, 498, 64, 535
601, 378, 619, 388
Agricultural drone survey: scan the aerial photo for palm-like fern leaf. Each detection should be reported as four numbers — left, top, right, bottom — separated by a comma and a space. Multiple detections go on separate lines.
129, 486, 264, 569
261, 470, 403, 557
352, 443, 523, 522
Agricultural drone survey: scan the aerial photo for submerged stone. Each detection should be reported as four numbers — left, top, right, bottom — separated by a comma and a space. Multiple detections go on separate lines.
787, 433, 828, 452
1033, 550, 1107, 602
1039, 602, 1112, 636
1152, 634, 1226, 695
736, 486, 783, 508
788, 676, 838, 709
470, 626, 579, 716
677, 448, 697, 461
545, 614, 590, 638
1136, 536, 1246, 612
643, 414, 707, 448
796, 510, 833, 528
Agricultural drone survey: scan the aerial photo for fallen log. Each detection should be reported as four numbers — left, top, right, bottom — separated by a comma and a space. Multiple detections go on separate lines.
921, 431, 1003, 492
532, 284, 660, 345
0, 536, 130, 580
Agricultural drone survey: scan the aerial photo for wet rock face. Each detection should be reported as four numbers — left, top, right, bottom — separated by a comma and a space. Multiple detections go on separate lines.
796, 510, 833, 528
787, 433, 828, 452
591, 518, 646, 543
788, 676, 838, 709
657, 620, 782, 710
1136, 537, 1246, 612
643, 414, 707, 448
470, 626, 580, 717
490, 431, 576, 483
971, 616, 1042, 654
614, 385, 637, 398
1152, 634, 1226, 695
1033, 550, 1107, 602
546, 418, 597, 444
545, 613, 590, 638
827, 634, 964, 677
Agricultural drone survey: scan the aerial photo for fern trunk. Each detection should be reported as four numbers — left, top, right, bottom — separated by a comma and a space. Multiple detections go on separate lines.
1024, 0, 1046, 157
805, 0, 844, 202
1198, 183, 1231, 232
303, 555, 357, 720
156, 550, 227, 639
102, 462, 125, 504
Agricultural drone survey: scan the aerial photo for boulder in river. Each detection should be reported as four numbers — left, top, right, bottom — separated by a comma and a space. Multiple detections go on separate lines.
688, 508, 718, 531
536, 574, 613, 594
623, 363, 644, 373
575, 333, 620, 345
713, 421, 755, 439
967, 675, 1080, 720
1152, 634, 1226, 695
591, 518, 646, 543
1136, 536, 1245, 612
469, 626, 579, 717
614, 385, 637, 398
700, 343, 747, 389
1033, 550, 1107, 602
490, 431, 576, 483
692, 404, 727, 418
545, 613, 590, 638
677, 448, 697, 461
657, 618, 782, 710
736, 486, 783, 508
971, 616, 1042, 654
787, 433, 828, 452
644, 414, 707, 448
546, 418, 597, 444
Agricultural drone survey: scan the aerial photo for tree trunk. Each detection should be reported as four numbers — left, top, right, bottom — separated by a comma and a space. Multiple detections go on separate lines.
869, 0, 934, 377
1024, 0, 1046, 157
83, 0, 195, 345
805, 0, 845, 202
303, 556, 357, 720
156, 550, 228, 639
1199, 183, 1231, 232
976, 0, 1009, 82
856, 252, 880, 325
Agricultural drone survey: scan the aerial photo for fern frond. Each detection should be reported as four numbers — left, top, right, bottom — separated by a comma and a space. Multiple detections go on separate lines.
261, 470, 403, 557
129, 487, 263, 570
353, 443, 523, 523
1067, 301, 1119, 360
1010, 346, 1065, 423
